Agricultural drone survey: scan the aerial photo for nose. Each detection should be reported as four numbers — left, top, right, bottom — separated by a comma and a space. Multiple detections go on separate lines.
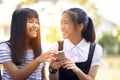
33, 22, 39, 28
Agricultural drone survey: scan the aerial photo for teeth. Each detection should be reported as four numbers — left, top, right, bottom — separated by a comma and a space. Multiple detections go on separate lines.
31, 30, 37, 33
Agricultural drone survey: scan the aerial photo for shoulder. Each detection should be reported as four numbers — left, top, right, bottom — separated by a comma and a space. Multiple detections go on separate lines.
94, 43, 103, 53
93, 43, 103, 57
91, 43, 103, 66
0, 41, 10, 50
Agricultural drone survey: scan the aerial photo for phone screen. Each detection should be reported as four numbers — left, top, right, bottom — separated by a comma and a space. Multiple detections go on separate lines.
57, 51, 65, 61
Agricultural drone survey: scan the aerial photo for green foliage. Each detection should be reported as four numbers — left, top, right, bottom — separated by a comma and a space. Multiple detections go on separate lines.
98, 32, 118, 55
76, 0, 88, 4
18, 0, 38, 6
116, 28, 120, 54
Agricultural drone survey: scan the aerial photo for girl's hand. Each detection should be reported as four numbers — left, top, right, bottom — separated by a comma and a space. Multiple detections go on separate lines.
63, 58, 79, 73
49, 59, 65, 70
37, 50, 57, 63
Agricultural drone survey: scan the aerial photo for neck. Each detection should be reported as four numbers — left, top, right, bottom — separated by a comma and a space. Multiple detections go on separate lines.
69, 37, 83, 45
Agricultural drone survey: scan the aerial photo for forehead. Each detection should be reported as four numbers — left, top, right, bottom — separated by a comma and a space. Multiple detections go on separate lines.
62, 13, 72, 21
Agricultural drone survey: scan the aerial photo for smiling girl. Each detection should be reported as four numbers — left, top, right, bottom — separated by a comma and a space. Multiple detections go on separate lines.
0, 8, 56, 80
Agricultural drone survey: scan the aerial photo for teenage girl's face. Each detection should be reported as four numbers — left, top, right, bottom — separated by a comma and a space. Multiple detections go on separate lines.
26, 18, 39, 39
61, 13, 80, 40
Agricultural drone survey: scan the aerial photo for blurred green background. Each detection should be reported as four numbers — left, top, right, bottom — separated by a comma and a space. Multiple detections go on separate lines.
0, 0, 120, 80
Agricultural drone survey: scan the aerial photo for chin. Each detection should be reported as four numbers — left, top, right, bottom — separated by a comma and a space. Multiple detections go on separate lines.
30, 35, 37, 38
32, 36, 37, 38
63, 36, 67, 39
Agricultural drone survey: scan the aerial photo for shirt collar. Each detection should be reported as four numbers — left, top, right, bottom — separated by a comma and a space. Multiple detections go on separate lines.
64, 39, 74, 51
77, 39, 87, 48
64, 39, 87, 51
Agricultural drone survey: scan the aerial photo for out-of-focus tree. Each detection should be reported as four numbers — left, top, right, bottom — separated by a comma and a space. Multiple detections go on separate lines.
17, 0, 38, 7
18, 0, 58, 5
38, 0, 58, 3
45, 26, 63, 42
76, 0, 88, 4
116, 26, 120, 55
98, 32, 117, 55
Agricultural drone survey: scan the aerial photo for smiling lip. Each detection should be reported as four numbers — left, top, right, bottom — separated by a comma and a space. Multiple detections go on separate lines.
62, 31, 66, 34
30, 30, 37, 34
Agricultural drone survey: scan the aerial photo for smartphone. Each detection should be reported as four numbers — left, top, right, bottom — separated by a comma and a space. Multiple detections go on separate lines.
57, 51, 65, 61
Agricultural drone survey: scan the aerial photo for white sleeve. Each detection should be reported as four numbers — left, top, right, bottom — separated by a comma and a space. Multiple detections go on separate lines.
91, 44, 103, 67
0, 43, 12, 63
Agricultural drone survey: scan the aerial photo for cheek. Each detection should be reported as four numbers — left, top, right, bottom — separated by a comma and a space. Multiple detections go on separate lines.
26, 30, 31, 38
26, 24, 31, 31
68, 30, 74, 35
26, 27, 31, 35
67, 26, 75, 33
26, 27, 32, 37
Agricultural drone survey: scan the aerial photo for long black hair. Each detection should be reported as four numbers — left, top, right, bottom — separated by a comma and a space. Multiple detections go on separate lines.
63, 8, 95, 42
9, 8, 41, 65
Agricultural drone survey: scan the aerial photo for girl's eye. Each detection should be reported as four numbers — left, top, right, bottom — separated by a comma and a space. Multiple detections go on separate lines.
61, 20, 71, 25
61, 21, 70, 25
28, 20, 39, 24
28, 20, 33, 23
64, 21, 69, 24
36, 21, 39, 24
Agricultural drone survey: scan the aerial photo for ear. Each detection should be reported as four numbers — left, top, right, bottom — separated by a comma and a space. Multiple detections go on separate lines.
77, 23, 84, 31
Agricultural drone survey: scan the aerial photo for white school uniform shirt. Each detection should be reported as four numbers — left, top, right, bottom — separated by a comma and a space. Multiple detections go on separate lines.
0, 42, 46, 80
50, 39, 103, 67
